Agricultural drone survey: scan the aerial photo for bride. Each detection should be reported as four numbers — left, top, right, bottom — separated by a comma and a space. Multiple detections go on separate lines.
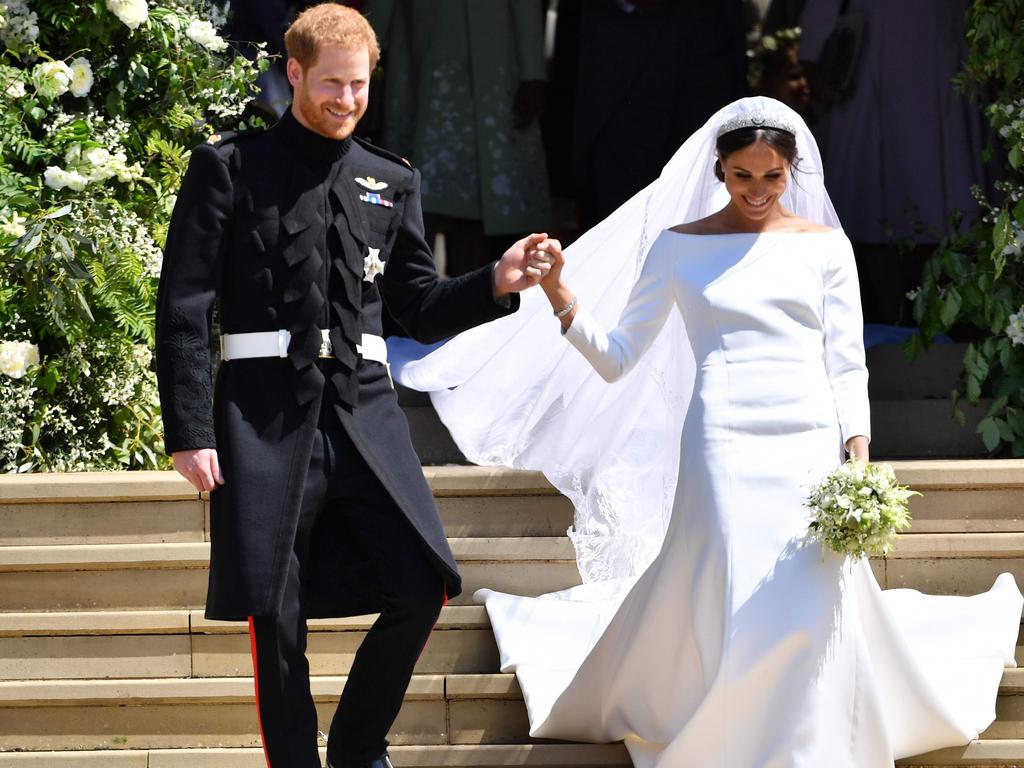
390, 97, 1022, 766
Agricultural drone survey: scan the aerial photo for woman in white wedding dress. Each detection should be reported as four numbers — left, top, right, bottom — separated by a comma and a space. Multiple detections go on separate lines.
390, 97, 1022, 767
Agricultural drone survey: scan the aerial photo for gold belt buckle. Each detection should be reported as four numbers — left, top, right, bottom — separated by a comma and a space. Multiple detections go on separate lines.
318, 329, 333, 359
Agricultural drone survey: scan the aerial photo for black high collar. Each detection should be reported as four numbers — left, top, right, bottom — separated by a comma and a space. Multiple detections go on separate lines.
275, 107, 353, 166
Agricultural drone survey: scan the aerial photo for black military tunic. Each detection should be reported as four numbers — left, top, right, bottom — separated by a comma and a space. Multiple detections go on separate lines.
155, 110, 518, 620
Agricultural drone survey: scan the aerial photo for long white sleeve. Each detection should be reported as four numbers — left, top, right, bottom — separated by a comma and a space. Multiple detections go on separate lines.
823, 236, 871, 443
564, 239, 676, 383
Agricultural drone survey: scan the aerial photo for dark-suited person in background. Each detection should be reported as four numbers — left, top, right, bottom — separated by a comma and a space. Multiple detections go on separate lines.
155, 6, 549, 768
544, 0, 749, 230
366, 0, 551, 276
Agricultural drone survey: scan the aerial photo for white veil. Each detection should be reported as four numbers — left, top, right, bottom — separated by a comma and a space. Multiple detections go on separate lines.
390, 97, 840, 583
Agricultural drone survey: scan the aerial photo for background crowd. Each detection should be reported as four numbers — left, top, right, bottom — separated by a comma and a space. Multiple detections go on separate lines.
227, 0, 992, 327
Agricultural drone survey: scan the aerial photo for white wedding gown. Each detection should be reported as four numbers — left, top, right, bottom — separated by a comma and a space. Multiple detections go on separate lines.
476, 228, 1023, 767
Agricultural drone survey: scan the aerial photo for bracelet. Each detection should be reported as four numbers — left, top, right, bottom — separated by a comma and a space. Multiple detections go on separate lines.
554, 297, 577, 319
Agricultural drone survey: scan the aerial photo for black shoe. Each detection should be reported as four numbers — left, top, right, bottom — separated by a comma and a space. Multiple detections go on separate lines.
326, 753, 395, 768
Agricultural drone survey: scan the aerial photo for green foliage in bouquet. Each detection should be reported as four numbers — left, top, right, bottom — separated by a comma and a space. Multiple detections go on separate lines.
907, 0, 1024, 456
0, 0, 267, 471
806, 460, 917, 560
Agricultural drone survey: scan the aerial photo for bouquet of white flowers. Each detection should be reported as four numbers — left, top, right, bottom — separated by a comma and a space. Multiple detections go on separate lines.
806, 460, 918, 560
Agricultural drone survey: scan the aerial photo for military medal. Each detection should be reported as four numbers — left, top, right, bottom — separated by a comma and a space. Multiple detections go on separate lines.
363, 247, 386, 282
355, 176, 388, 191
356, 176, 393, 207
359, 191, 394, 208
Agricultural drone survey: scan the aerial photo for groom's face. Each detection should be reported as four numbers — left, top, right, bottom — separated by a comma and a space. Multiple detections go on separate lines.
287, 44, 370, 140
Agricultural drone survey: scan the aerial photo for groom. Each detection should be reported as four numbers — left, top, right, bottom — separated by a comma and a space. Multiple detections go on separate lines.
155, 5, 547, 767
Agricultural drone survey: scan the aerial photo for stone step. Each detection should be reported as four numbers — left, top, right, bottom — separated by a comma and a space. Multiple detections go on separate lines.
0, 539, 579, 611
0, 744, 632, 767
2, 462, 1023, 546
3, 604, 1023, 684
0, 469, 573, 546
897, 739, 1024, 766
1, 671, 1022, 753
0, 531, 1019, 612
0, 741, 1020, 767
0, 607, 494, 681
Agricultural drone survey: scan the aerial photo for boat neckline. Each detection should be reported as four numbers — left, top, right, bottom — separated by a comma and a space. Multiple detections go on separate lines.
664, 227, 842, 237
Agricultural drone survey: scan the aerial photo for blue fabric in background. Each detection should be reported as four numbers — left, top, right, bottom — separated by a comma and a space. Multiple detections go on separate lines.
864, 324, 952, 349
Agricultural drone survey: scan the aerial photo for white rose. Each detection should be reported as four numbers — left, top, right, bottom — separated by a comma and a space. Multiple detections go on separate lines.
69, 57, 94, 98
85, 146, 111, 166
0, 340, 39, 379
43, 166, 70, 190
64, 170, 89, 191
31, 61, 73, 99
20, 341, 39, 368
106, 0, 149, 30
3, 78, 25, 99
186, 19, 228, 52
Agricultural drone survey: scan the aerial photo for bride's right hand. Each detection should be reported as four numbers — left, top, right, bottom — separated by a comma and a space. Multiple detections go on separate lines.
532, 237, 564, 288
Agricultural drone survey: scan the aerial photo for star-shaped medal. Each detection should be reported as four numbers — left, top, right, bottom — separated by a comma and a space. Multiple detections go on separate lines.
363, 247, 386, 282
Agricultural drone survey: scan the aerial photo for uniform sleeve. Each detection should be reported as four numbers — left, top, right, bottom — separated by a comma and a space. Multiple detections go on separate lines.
823, 236, 871, 444
154, 143, 233, 453
564, 240, 676, 383
379, 168, 518, 343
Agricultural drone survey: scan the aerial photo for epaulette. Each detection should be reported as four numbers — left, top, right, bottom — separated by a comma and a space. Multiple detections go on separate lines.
205, 128, 262, 147
354, 135, 413, 169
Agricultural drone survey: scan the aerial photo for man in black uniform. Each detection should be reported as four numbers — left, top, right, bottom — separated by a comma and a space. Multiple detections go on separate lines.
155, 6, 549, 768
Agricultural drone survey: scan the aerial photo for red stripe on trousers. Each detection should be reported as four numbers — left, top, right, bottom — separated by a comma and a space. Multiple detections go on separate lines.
417, 586, 449, 661
248, 616, 272, 768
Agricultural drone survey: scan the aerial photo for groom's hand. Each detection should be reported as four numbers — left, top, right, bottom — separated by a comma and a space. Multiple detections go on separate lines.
173, 448, 224, 493
493, 232, 552, 297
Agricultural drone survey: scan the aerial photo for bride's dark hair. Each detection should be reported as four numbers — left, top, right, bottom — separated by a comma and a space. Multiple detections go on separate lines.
713, 127, 800, 182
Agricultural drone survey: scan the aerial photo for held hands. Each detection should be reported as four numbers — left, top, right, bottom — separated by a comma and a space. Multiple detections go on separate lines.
493, 233, 555, 296
173, 448, 224, 493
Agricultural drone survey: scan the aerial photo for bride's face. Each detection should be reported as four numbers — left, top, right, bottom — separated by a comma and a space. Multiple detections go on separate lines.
720, 141, 790, 222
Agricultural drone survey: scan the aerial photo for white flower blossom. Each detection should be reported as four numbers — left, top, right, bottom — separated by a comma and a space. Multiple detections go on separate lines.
32, 61, 73, 99
1007, 308, 1024, 347
85, 146, 111, 166
208, 2, 230, 28
106, 0, 149, 30
69, 57, 94, 97
0, 340, 40, 379
3, 77, 25, 99
0, 211, 26, 238
43, 166, 71, 190
64, 170, 89, 191
186, 19, 228, 52
0, 0, 38, 51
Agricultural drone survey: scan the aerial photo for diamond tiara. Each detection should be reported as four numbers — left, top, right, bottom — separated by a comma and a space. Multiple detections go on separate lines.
716, 112, 798, 138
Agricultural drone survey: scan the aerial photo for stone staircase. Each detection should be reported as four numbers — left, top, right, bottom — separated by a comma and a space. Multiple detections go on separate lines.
0, 462, 1021, 767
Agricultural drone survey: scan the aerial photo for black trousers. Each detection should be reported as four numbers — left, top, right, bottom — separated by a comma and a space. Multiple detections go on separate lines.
249, 407, 446, 768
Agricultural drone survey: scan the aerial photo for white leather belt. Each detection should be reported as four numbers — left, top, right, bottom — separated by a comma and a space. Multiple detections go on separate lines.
220, 329, 388, 365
